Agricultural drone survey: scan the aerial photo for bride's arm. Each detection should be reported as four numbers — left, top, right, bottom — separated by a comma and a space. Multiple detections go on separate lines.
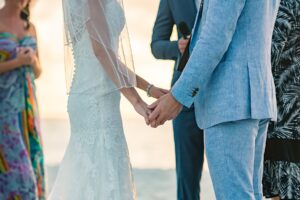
86, 0, 134, 87
120, 87, 150, 123
86, 0, 168, 99
117, 61, 169, 98
90, 41, 152, 121
136, 73, 169, 99
85, 0, 151, 121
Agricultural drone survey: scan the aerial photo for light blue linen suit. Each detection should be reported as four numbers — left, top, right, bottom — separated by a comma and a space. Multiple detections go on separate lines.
171, 0, 280, 199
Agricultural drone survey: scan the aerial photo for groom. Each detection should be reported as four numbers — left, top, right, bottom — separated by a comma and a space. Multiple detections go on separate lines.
148, 0, 280, 199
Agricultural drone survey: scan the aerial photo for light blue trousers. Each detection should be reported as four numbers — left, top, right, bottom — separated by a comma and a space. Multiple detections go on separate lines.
204, 119, 269, 200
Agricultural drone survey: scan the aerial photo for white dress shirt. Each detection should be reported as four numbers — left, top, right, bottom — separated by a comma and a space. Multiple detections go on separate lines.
195, 0, 202, 11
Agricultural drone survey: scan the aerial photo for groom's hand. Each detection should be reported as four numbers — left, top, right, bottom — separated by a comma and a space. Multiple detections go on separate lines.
148, 93, 183, 128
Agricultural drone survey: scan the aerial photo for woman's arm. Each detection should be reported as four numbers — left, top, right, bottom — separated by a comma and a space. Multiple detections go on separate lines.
136, 73, 149, 91
29, 24, 42, 79
86, 0, 168, 99
136, 73, 169, 99
0, 47, 33, 74
120, 87, 151, 123
0, 58, 22, 74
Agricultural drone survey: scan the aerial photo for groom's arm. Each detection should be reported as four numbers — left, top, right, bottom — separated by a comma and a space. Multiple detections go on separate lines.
171, 0, 246, 107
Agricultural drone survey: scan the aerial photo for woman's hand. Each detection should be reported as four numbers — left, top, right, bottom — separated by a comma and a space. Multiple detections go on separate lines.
16, 47, 41, 78
133, 99, 152, 125
16, 47, 36, 66
149, 86, 169, 99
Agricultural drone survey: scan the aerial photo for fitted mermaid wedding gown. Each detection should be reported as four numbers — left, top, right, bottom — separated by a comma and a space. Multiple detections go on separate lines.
49, 0, 136, 199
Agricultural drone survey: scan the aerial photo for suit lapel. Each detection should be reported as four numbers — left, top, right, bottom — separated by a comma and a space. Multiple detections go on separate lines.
190, 0, 204, 49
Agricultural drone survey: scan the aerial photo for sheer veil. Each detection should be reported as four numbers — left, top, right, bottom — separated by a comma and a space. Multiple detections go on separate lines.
62, 0, 136, 94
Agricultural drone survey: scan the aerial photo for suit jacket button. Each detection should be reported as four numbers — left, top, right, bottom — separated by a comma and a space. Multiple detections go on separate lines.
192, 88, 199, 97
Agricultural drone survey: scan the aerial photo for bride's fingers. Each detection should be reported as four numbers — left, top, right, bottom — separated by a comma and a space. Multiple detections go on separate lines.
149, 107, 160, 122
148, 100, 159, 110
144, 115, 150, 125
151, 119, 157, 128
146, 109, 152, 116
140, 108, 150, 125
161, 89, 169, 94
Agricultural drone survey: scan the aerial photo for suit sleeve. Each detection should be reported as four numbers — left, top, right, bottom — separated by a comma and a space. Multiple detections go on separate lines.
151, 0, 179, 61
171, 0, 246, 107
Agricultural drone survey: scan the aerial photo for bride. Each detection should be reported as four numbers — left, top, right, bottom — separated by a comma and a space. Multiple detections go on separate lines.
49, 0, 167, 199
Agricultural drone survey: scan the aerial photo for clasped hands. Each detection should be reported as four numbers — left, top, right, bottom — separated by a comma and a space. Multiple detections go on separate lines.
135, 86, 183, 128
16, 47, 38, 66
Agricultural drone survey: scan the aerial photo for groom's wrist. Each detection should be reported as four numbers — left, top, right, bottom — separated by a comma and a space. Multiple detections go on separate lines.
171, 86, 194, 108
170, 92, 182, 106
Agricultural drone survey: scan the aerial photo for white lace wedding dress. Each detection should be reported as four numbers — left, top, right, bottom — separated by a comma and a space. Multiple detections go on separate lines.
48, 1, 136, 199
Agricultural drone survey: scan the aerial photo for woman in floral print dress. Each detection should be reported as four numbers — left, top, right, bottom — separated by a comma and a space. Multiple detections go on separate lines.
263, 0, 300, 199
0, 0, 45, 199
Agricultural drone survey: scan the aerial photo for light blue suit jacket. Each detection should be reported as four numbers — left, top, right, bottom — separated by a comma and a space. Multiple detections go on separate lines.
171, 0, 280, 129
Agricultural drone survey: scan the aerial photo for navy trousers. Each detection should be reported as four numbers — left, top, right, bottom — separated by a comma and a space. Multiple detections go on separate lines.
172, 70, 205, 200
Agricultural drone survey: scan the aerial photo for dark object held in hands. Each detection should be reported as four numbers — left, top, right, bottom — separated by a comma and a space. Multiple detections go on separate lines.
177, 22, 191, 72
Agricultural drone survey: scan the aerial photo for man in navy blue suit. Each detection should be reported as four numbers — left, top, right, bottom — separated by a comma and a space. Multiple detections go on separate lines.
151, 0, 204, 199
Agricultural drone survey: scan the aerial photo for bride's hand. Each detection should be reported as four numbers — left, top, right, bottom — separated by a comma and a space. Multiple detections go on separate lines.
149, 86, 169, 99
133, 99, 152, 125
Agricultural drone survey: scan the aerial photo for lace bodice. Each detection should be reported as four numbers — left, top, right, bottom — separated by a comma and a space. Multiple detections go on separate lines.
67, 0, 126, 95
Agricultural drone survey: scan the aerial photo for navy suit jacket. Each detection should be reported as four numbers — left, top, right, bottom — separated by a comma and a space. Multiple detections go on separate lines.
151, 0, 198, 66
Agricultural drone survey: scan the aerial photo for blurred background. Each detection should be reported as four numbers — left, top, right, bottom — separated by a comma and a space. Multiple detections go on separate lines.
6, 0, 215, 199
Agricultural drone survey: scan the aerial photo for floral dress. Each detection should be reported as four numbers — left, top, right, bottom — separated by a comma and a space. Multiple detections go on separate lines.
0, 32, 45, 200
263, 0, 300, 199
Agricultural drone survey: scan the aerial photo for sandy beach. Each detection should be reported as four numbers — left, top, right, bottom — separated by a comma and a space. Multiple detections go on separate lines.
46, 166, 215, 200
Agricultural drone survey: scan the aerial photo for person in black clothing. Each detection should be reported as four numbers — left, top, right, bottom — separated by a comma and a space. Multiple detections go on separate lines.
263, 0, 300, 199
